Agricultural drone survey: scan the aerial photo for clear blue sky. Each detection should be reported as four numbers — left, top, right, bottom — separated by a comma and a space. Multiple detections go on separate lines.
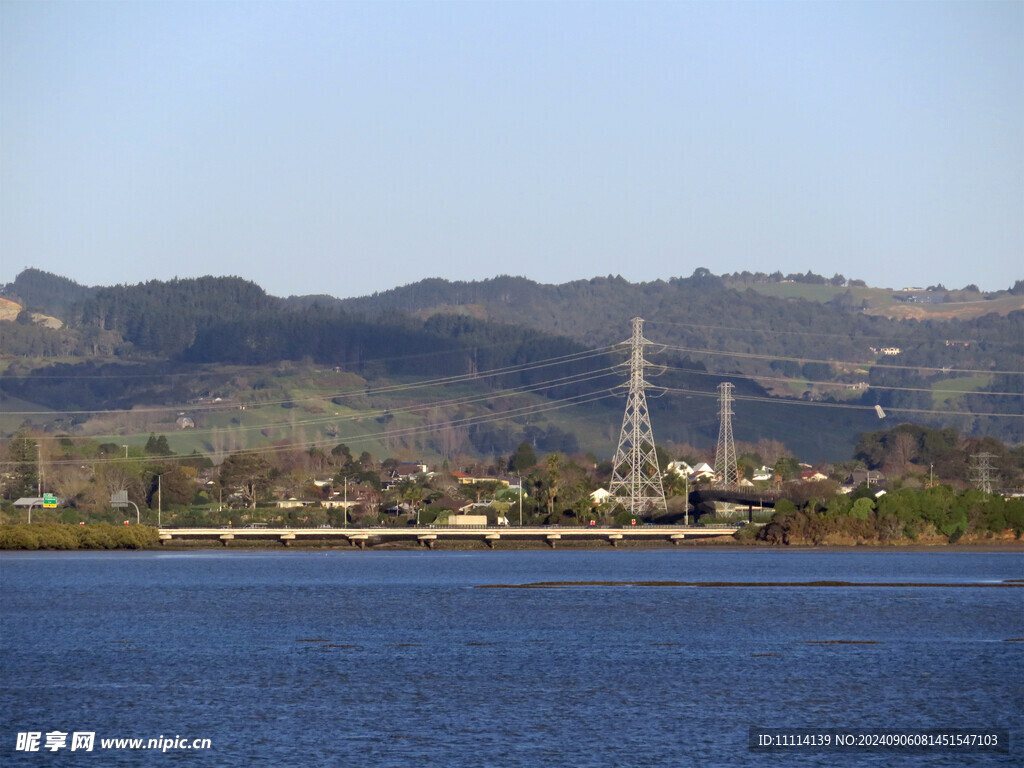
2, 1, 1021, 298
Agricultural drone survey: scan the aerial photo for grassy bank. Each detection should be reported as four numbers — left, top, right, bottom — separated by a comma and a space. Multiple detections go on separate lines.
0, 523, 159, 550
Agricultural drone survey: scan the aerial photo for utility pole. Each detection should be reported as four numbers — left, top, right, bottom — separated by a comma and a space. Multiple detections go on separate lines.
157, 473, 162, 527
714, 382, 738, 488
684, 473, 690, 526
608, 318, 667, 517
518, 476, 523, 526
344, 477, 348, 528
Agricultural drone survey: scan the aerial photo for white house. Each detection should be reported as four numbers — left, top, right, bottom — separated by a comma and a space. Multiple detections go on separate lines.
691, 462, 716, 482
665, 461, 692, 478
321, 499, 358, 510
800, 470, 829, 482
666, 460, 715, 482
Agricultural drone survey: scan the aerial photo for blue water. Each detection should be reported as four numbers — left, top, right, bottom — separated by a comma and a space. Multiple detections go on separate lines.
1, 549, 1021, 766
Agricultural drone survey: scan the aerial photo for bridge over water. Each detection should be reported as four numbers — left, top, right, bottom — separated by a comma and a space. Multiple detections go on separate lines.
158, 525, 745, 549
690, 488, 781, 508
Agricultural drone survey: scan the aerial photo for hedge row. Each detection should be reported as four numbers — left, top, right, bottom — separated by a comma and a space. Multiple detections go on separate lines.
757, 487, 1024, 545
0, 523, 159, 550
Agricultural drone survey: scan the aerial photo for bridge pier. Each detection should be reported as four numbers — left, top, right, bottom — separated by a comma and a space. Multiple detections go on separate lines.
157, 525, 741, 549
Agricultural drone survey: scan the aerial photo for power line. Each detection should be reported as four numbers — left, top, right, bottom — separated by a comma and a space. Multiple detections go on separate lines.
657, 363, 1023, 398
0, 345, 621, 417
647, 318, 1021, 347
0, 336, 621, 381
16, 387, 622, 468
659, 385, 1024, 419
4, 364, 622, 445
653, 342, 1023, 377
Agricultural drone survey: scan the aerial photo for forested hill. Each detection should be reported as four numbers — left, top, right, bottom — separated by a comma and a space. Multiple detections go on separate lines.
1, 269, 1021, 454
1, 274, 601, 379
335, 274, 1024, 445
336, 272, 1023, 380
0, 272, 615, 435
2, 268, 98, 318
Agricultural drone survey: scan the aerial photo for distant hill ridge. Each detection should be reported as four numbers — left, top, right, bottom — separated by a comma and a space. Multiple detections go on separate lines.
1, 268, 99, 319
1, 268, 1020, 455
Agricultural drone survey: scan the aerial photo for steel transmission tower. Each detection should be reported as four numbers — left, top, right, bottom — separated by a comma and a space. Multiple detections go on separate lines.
969, 452, 998, 494
714, 382, 738, 487
609, 318, 667, 516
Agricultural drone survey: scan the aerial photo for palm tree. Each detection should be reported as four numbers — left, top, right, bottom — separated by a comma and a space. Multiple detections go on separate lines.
399, 478, 426, 524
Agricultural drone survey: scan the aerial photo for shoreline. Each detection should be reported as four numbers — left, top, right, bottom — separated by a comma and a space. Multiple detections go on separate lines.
4, 541, 1020, 554
1, 522, 1021, 553
148, 532, 1024, 553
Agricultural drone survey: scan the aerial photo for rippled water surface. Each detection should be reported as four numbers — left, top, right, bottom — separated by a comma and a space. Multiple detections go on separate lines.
2, 549, 1021, 766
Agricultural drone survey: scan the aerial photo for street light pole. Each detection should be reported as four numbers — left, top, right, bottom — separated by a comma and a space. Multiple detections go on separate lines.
684, 474, 690, 526
518, 476, 523, 526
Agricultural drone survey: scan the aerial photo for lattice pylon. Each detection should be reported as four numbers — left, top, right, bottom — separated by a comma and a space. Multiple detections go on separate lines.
714, 382, 738, 487
608, 317, 667, 516
969, 452, 997, 494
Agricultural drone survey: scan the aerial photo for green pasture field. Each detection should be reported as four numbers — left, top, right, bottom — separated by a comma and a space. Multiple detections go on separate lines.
931, 375, 993, 407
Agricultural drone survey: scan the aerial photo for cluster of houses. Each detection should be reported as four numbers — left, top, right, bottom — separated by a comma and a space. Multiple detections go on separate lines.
664, 460, 828, 487
264, 462, 520, 521
12, 455, 896, 522
260, 456, 854, 521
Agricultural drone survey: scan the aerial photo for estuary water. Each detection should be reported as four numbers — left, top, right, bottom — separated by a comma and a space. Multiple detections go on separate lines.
1, 548, 1021, 766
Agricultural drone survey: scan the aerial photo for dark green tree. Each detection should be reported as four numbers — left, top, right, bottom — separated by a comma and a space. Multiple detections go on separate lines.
144, 433, 172, 456
148, 466, 196, 508
773, 456, 801, 481
219, 452, 272, 509
331, 443, 353, 467
508, 441, 537, 474
3, 431, 39, 500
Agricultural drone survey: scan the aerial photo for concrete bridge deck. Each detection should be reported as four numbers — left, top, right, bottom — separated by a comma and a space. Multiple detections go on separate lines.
157, 525, 744, 548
